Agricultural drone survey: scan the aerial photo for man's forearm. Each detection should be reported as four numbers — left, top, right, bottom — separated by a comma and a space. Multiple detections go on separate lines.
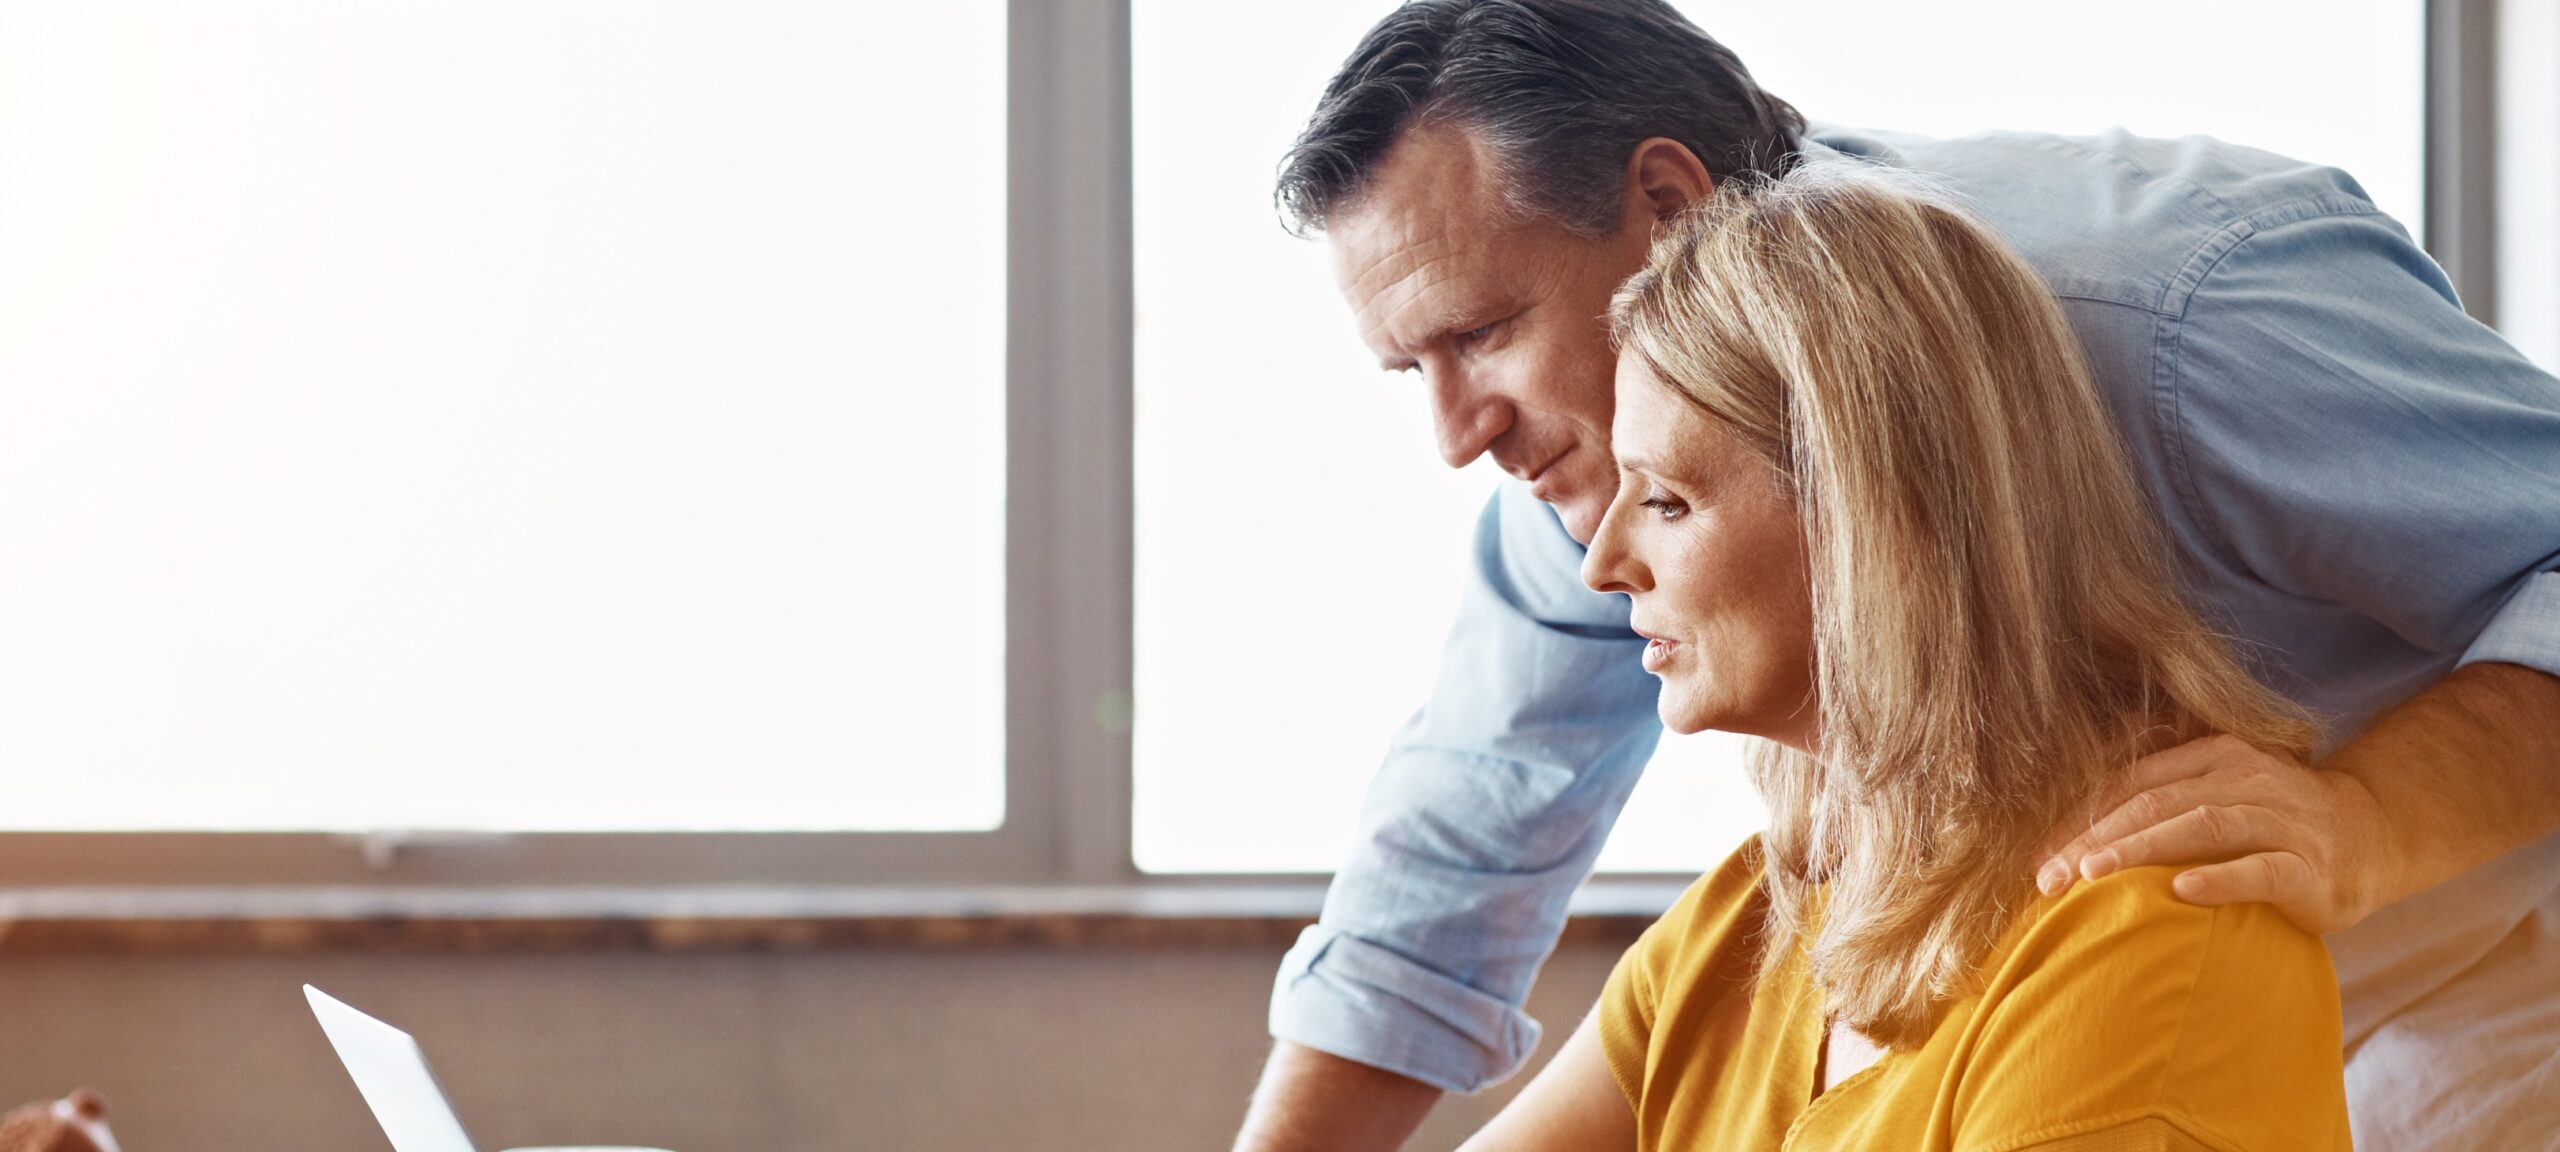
1232, 1041, 1443, 1152
2330, 661, 2560, 907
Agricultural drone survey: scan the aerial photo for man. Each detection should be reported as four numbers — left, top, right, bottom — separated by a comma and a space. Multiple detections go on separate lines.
1229, 2, 2560, 1150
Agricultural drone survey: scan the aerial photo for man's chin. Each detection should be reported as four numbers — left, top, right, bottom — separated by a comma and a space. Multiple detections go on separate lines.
1533, 468, 1615, 545
1557, 498, 1605, 546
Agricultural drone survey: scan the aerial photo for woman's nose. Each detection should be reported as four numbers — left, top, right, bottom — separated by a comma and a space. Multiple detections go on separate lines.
1582, 504, 1646, 595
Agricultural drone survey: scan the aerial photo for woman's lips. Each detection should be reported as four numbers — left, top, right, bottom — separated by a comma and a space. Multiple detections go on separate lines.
1641, 636, 1679, 672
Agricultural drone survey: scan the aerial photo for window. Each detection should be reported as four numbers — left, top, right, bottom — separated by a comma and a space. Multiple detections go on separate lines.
0, 0, 2477, 887
1130, 0, 2428, 874
0, 4, 1007, 843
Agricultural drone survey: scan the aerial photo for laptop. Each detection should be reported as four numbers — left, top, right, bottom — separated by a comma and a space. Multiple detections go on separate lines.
304, 984, 666, 1152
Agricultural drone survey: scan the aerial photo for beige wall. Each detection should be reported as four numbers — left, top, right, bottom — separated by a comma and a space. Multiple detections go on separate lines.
0, 943, 1619, 1151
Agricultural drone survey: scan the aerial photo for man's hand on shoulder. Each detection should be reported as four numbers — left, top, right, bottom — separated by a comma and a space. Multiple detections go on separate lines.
2038, 663, 2560, 936
2035, 734, 2394, 935
0, 1090, 115, 1152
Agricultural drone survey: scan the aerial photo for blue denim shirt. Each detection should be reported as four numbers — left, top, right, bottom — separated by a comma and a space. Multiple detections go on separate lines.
1269, 126, 2560, 1094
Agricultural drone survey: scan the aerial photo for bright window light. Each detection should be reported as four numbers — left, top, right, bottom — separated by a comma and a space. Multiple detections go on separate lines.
1132, 0, 2424, 873
0, 2, 1007, 832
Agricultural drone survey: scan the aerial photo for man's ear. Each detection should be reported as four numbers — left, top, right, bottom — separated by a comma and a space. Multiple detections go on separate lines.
1626, 137, 1714, 223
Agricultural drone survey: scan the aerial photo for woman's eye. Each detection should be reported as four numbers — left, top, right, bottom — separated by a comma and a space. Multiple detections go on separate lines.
1639, 495, 1686, 522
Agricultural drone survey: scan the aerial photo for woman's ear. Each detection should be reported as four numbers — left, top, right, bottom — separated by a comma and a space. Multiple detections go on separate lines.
1626, 137, 1715, 225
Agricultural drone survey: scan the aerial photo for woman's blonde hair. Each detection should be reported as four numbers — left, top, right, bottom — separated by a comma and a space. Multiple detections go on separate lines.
1608, 160, 2316, 1049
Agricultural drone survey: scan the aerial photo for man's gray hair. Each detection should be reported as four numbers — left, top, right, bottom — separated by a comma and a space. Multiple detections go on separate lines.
1275, 0, 1806, 238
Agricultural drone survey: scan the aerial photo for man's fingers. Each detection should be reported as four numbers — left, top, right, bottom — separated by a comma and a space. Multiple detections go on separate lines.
2119, 734, 2246, 794
2035, 737, 2255, 892
2038, 775, 2140, 858
2169, 851, 2317, 909
2040, 813, 2121, 893
2042, 774, 2240, 886
2077, 803, 2282, 881
2039, 782, 2158, 884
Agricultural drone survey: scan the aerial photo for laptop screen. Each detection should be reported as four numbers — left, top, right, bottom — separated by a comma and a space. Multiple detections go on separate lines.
305, 985, 478, 1152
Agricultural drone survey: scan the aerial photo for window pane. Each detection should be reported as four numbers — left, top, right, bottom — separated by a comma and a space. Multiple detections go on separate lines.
2498, 0, 2560, 373
1133, 0, 2423, 873
0, 2, 1006, 832
1697, 0, 2426, 233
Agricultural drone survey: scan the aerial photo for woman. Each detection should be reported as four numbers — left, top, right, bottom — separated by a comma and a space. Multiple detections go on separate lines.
1461, 162, 2349, 1151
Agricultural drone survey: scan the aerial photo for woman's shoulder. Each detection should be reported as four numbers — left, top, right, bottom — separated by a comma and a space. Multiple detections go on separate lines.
1632, 836, 1773, 982
1950, 865, 2349, 1151
2009, 864, 2335, 1010
2011, 862, 2322, 966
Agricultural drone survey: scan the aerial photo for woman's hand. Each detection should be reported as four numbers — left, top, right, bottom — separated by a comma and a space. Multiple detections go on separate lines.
0, 1090, 115, 1152
2035, 734, 2395, 936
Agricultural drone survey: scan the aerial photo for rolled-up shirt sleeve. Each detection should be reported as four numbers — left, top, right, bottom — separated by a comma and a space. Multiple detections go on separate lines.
2463, 571, 2560, 674
2165, 206, 2560, 688
1269, 481, 1664, 1093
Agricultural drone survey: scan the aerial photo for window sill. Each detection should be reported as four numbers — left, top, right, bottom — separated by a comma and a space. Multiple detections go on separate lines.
0, 880, 1685, 954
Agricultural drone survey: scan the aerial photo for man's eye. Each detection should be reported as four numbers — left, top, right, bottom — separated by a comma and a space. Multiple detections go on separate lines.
1454, 319, 1506, 351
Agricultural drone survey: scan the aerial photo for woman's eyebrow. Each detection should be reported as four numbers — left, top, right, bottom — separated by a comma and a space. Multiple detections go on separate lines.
1625, 449, 1723, 495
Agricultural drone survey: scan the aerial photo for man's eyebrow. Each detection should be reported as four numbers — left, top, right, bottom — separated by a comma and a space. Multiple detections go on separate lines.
1374, 324, 1444, 372
1373, 307, 1496, 372
1370, 318, 1441, 372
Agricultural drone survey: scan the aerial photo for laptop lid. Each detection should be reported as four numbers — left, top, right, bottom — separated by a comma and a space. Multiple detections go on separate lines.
305, 984, 479, 1152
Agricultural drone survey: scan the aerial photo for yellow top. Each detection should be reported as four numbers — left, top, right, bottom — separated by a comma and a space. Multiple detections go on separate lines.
1600, 839, 2350, 1152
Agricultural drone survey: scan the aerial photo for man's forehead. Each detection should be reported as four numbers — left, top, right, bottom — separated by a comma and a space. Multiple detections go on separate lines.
1329, 175, 1523, 356
1334, 245, 1497, 367
1330, 209, 1462, 301
1343, 119, 1505, 227
1329, 127, 1514, 279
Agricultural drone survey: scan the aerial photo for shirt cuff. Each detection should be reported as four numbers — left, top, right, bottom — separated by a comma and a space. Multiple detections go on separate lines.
1266, 924, 1543, 1095
2458, 571, 2560, 677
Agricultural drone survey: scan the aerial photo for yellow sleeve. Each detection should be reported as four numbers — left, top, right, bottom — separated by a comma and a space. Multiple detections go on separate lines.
1948, 866, 2350, 1152
1597, 916, 1661, 1113
1596, 837, 1765, 1115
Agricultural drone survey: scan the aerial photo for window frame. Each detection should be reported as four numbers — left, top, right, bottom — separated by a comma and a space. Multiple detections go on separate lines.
0, 0, 2506, 890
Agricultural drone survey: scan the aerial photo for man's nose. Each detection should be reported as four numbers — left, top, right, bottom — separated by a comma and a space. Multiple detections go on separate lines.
1429, 374, 1512, 470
